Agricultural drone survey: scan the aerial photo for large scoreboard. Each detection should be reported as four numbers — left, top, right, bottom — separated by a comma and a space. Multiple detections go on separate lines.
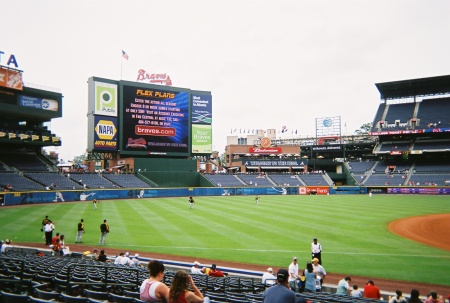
87, 77, 212, 157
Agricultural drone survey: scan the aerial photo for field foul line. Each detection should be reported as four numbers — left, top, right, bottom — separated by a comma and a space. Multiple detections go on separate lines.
109, 245, 450, 259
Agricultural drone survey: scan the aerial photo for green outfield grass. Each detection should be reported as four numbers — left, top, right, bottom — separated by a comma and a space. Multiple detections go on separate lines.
1, 194, 449, 286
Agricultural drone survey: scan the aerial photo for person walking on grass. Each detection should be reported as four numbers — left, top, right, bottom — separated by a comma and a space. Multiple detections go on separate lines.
99, 219, 109, 245
75, 219, 84, 243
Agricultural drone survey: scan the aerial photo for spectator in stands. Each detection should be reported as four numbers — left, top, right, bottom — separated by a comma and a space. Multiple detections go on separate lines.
408, 289, 422, 303
44, 220, 55, 246
75, 219, 84, 243
262, 268, 305, 303
336, 276, 352, 295
0, 239, 13, 253
262, 267, 276, 286
303, 262, 316, 293
312, 258, 326, 289
389, 290, 408, 303
87, 249, 99, 260
364, 280, 381, 299
424, 291, 444, 303
129, 253, 141, 267
351, 285, 363, 298
140, 260, 169, 302
208, 264, 226, 277
52, 232, 60, 246
191, 261, 205, 275
52, 238, 62, 256
115, 252, 130, 265
288, 256, 300, 292
169, 270, 206, 303
97, 249, 109, 262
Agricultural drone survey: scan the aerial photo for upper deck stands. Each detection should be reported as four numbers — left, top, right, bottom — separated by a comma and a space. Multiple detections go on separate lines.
384, 102, 416, 124
416, 97, 450, 127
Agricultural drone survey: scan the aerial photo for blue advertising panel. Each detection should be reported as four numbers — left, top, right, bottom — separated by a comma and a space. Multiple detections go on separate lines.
121, 84, 190, 156
388, 187, 450, 194
3, 186, 300, 205
191, 94, 212, 124
19, 95, 59, 111
93, 116, 118, 151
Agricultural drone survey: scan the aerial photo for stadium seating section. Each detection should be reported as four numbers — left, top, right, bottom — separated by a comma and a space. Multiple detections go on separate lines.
0, 152, 156, 191
0, 249, 394, 303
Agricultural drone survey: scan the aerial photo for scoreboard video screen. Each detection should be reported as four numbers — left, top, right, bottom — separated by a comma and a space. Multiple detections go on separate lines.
87, 77, 212, 157
120, 83, 190, 156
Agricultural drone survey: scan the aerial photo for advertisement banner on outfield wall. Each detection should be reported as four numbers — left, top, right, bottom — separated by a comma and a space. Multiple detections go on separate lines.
388, 187, 450, 194
298, 186, 329, 195
2, 186, 301, 205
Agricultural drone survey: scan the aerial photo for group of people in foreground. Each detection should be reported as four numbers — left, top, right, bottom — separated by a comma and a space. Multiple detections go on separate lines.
337, 276, 448, 303
137, 258, 449, 303
140, 260, 208, 303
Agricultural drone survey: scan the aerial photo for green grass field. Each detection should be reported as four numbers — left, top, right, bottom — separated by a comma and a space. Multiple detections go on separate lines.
1, 194, 449, 286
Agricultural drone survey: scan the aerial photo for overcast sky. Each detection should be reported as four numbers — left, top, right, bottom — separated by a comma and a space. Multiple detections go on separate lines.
2, 0, 450, 161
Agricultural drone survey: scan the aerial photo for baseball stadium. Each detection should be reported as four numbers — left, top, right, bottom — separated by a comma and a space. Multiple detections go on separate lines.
1, 62, 450, 302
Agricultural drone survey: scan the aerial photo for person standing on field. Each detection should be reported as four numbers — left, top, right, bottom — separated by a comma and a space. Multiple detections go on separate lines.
41, 215, 49, 240
75, 219, 84, 243
99, 219, 109, 245
311, 238, 322, 264
44, 220, 55, 246
189, 196, 195, 209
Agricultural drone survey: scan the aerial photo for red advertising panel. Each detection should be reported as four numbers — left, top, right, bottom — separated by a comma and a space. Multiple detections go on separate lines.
249, 147, 282, 154
0, 67, 23, 90
298, 186, 329, 195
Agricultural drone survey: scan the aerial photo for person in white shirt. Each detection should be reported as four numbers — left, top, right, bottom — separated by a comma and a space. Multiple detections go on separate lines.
190, 261, 205, 275
1, 239, 13, 253
288, 256, 299, 292
129, 254, 141, 267
312, 258, 326, 289
114, 252, 130, 265
311, 238, 322, 264
262, 267, 277, 286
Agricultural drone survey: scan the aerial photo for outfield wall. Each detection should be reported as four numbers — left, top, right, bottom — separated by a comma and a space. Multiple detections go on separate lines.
1, 186, 450, 206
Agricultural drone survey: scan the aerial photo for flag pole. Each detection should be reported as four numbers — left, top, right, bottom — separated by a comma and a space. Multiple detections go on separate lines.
120, 54, 123, 80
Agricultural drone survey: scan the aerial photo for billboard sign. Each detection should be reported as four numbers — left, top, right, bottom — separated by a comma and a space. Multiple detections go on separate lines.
94, 81, 118, 117
121, 84, 189, 155
192, 124, 212, 154
93, 116, 118, 151
19, 95, 59, 111
0, 67, 23, 91
316, 116, 341, 138
192, 94, 212, 124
